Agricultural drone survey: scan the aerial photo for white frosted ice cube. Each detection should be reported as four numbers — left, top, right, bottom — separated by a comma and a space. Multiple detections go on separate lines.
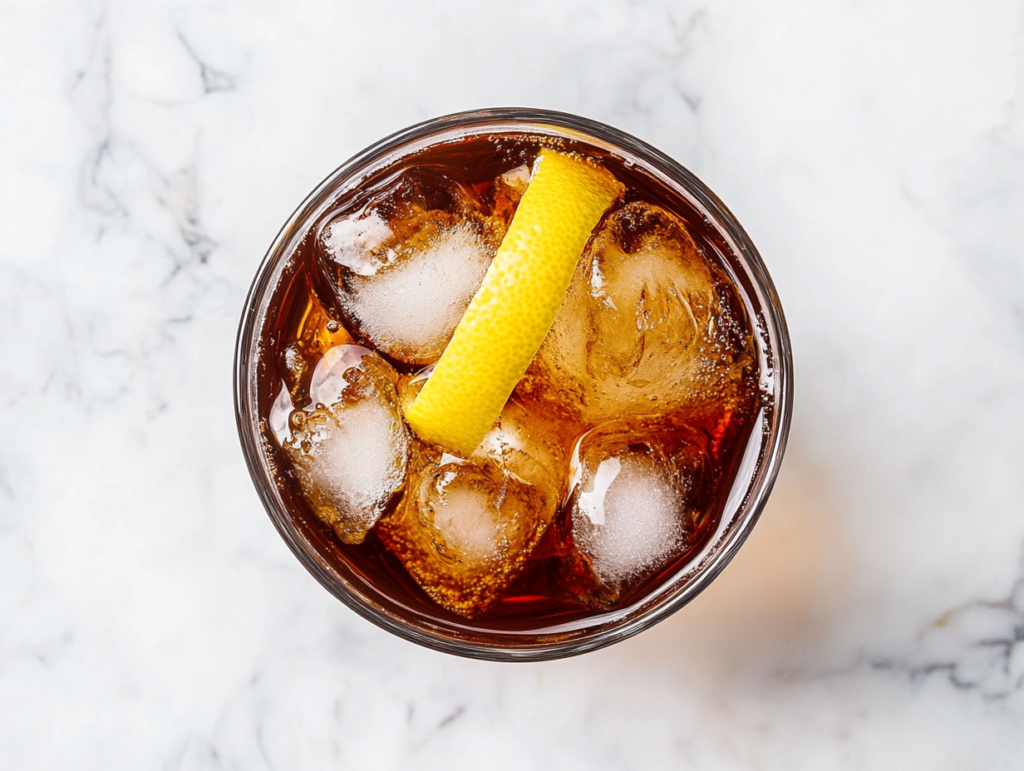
348, 223, 488, 358
275, 345, 409, 544
574, 455, 686, 586
321, 213, 394, 276
330, 221, 491, 364
294, 398, 407, 536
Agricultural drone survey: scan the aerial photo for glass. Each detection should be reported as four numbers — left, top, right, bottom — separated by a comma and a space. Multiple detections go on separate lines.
234, 108, 793, 661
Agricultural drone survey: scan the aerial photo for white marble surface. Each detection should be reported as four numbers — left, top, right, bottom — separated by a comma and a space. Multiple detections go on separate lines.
3, 0, 1024, 767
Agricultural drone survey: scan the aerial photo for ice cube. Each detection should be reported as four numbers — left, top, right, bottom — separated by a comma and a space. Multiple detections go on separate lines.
308, 344, 369, 406
499, 164, 531, 194
520, 201, 756, 427
377, 400, 567, 617
334, 221, 491, 364
486, 163, 531, 234
318, 169, 503, 365
321, 212, 395, 277
274, 345, 410, 544
575, 456, 684, 584
565, 419, 716, 607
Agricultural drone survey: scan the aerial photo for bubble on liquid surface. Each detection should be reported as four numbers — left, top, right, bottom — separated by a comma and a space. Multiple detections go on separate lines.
274, 344, 409, 544
318, 168, 504, 365
521, 201, 756, 428
377, 400, 568, 617
566, 418, 716, 607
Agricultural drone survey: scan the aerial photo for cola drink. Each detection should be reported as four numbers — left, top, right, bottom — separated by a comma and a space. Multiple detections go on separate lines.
236, 110, 791, 658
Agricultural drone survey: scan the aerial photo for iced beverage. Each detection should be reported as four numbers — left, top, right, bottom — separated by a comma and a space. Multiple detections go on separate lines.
235, 110, 791, 659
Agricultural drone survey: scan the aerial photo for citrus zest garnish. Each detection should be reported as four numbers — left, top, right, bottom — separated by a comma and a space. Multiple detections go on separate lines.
405, 150, 624, 456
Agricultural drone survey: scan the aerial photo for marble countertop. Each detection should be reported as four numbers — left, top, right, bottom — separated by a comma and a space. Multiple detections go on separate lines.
3, 0, 1023, 767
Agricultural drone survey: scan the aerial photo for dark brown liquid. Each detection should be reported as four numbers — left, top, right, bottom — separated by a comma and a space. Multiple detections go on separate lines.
256, 133, 761, 634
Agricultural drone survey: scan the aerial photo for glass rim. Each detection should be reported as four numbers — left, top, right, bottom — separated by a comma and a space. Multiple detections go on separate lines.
234, 107, 794, 662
